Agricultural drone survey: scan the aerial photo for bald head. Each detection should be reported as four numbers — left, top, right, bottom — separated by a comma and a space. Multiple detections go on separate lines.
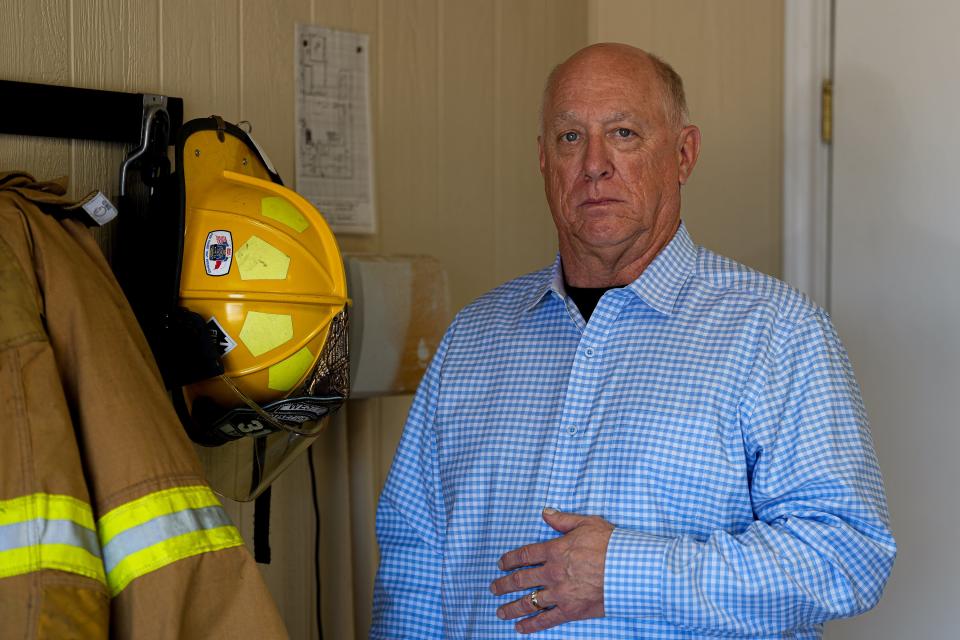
539, 43, 689, 134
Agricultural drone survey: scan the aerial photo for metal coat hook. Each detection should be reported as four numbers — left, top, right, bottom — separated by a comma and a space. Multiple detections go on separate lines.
120, 98, 170, 197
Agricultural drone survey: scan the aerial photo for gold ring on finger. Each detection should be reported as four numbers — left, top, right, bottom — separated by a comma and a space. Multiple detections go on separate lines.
529, 589, 546, 611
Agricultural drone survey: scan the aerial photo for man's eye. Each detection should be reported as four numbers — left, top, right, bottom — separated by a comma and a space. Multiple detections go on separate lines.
562, 131, 579, 143
615, 128, 633, 138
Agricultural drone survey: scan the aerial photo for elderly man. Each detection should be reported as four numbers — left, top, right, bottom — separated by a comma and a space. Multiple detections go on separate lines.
371, 43, 895, 638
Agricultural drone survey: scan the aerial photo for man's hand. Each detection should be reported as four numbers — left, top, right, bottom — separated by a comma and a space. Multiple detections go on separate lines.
489, 508, 614, 634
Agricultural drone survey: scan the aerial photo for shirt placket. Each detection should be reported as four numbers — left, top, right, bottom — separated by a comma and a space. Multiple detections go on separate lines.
541, 291, 626, 516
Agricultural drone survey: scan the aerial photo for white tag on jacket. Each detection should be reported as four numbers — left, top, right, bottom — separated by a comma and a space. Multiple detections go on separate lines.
81, 192, 119, 226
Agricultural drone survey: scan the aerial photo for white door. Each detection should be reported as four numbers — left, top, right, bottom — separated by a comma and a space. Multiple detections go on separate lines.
825, 1, 960, 638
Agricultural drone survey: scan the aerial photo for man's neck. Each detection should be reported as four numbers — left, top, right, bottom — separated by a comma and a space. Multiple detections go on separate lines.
560, 220, 680, 287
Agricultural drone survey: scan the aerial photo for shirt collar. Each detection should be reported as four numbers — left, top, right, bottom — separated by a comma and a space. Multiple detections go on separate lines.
625, 222, 697, 315
522, 255, 565, 312
523, 222, 697, 316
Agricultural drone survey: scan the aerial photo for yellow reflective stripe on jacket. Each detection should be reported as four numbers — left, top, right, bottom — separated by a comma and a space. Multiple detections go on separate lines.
0, 493, 106, 584
0, 544, 105, 583
97, 485, 225, 545
106, 526, 242, 596
0, 493, 96, 529
97, 485, 243, 597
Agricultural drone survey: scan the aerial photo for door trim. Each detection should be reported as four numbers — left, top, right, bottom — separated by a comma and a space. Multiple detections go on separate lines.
783, 0, 832, 308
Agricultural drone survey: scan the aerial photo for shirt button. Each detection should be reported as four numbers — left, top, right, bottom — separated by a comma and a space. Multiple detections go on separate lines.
584, 347, 595, 358
566, 426, 577, 436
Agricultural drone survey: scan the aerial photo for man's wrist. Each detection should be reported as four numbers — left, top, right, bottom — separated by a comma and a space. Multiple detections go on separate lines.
603, 526, 669, 619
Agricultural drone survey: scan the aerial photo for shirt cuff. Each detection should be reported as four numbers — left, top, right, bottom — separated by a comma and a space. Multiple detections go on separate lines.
603, 527, 669, 619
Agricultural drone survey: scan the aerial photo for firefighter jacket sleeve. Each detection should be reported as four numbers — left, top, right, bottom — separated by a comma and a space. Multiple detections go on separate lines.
0, 171, 289, 640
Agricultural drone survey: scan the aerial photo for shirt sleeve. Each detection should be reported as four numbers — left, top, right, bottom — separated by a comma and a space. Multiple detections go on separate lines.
370, 325, 452, 639
603, 309, 897, 635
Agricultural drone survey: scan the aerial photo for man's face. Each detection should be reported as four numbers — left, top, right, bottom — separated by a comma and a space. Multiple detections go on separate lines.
538, 49, 699, 271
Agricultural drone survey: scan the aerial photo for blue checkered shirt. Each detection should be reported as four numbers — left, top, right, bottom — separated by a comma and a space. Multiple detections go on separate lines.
371, 224, 895, 639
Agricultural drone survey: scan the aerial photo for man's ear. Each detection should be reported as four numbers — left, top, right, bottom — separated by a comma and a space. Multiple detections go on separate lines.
677, 125, 701, 185
538, 136, 546, 175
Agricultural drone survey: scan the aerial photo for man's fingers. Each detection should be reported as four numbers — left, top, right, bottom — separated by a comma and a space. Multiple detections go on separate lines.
496, 589, 553, 621
489, 565, 550, 596
541, 507, 590, 534
515, 606, 567, 634
498, 540, 550, 571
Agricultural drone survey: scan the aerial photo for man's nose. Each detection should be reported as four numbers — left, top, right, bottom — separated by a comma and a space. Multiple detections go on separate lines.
582, 137, 613, 181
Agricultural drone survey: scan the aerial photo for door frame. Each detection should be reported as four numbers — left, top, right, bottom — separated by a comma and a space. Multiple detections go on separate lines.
782, 0, 832, 308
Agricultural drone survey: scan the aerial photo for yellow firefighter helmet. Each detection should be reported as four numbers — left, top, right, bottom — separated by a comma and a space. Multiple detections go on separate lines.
172, 117, 348, 500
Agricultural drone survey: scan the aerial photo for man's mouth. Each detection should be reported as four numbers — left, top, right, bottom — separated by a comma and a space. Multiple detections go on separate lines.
579, 198, 620, 208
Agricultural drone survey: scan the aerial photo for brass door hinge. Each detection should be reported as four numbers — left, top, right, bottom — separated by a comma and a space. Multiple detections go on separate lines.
821, 79, 833, 144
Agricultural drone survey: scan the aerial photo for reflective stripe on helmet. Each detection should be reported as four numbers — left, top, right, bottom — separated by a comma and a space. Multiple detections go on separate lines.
97, 485, 242, 596
0, 493, 106, 584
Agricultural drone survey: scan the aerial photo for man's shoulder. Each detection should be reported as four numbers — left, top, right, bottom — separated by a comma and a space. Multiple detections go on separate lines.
455, 266, 553, 324
691, 246, 823, 324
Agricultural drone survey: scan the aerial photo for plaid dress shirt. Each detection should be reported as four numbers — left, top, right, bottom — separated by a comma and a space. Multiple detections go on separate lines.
372, 224, 895, 639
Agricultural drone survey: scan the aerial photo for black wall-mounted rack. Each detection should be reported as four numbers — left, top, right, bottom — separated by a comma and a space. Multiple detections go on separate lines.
0, 80, 183, 144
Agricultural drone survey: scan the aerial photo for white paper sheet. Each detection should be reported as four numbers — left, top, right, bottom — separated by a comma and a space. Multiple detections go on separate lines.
295, 25, 376, 234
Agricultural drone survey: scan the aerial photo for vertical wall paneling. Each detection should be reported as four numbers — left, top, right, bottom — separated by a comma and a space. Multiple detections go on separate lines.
358, 4, 439, 634
241, 0, 310, 183
362, 12, 443, 620
588, 0, 784, 277
0, 0, 71, 179
377, 0, 439, 259
250, 456, 313, 637
545, 0, 591, 66
161, 0, 241, 122
495, 0, 552, 284
310, 412, 357, 639
438, 0, 496, 311
312, 0, 377, 36
345, 397, 379, 637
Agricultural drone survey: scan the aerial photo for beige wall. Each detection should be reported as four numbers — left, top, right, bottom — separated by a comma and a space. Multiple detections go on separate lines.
589, 0, 784, 276
0, 1, 587, 638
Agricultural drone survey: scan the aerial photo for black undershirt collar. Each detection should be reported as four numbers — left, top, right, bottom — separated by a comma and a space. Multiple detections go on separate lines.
564, 281, 619, 322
